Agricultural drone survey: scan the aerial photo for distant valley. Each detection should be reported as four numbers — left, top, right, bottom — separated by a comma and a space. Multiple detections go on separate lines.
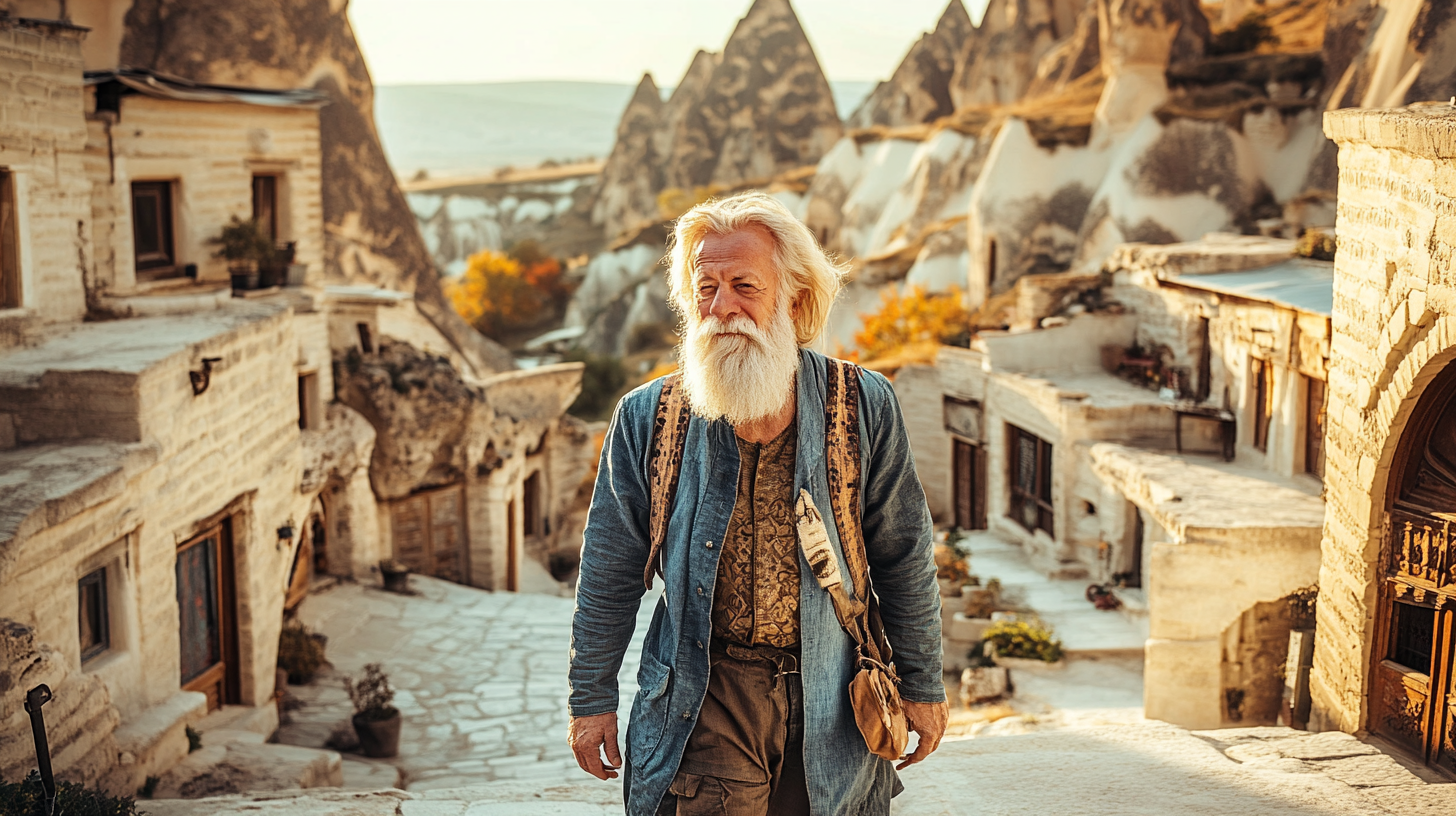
375, 80, 874, 179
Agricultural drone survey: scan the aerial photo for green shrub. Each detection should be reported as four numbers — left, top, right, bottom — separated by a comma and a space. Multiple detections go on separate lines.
0, 770, 145, 815
983, 618, 1063, 663
346, 662, 398, 722
277, 621, 326, 685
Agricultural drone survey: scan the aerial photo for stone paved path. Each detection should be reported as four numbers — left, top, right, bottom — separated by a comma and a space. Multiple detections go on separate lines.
281, 576, 653, 791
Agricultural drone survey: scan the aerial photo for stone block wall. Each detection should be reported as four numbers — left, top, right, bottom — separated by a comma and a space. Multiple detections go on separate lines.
0, 303, 309, 722
0, 18, 90, 332
893, 363, 955, 522
0, 619, 122, 792
84, 96, 322, 294
1310, 107, 1456, 733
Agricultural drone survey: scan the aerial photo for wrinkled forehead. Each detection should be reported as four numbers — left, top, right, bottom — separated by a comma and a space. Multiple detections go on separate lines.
690, 225, 778, 282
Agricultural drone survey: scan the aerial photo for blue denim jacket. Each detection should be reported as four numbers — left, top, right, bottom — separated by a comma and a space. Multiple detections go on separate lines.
569, 349, 943, 816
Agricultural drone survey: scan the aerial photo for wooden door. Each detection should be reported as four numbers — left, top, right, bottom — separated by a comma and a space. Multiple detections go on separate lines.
953, 440, 986, 531
176, 522, 239, 711
390, 484, 468, 584
284, 530, 312, 613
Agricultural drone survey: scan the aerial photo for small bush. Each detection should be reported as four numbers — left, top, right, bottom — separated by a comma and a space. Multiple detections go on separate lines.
0, 770, 144, 815
346, 662, 398, 722
983, 618, 1063, 663
1295, 229, 1336, 261
278, 621, 326, 685
934, 543, 972, 584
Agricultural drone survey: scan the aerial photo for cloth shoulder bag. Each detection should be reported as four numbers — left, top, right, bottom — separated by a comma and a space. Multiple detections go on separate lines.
642, 361, 909, 762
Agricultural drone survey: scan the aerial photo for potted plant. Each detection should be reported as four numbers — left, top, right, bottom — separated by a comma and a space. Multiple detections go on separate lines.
277, 620, 326, 684
210, 216, 276, 290
346, 662, 401, 758
379, 558, 410, 594
982, 617, 1064, 671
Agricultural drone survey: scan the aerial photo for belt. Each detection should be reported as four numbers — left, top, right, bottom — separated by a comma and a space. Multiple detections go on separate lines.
720, 641, 801, 688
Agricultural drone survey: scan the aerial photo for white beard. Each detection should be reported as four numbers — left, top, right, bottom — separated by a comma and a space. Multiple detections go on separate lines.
681, 304, 800, 425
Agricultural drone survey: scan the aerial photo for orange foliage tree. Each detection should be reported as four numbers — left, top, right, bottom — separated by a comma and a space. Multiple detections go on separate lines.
445, 242, 570, 342
854, 285, 972, 362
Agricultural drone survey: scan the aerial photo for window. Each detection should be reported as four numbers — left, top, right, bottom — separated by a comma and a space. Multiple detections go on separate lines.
1, 169, 18, 308
357, 323, 374, 353
1304, 375, 1327, 478
252, 175, 279, 241
131, 181, 176, 277
1252, 357, 1274, 452
1389, 601, 1435, 675
1007, 424, 1053, 536
523, 471, 541, 537
297, 372, 319, 430
78, 568, 109, 662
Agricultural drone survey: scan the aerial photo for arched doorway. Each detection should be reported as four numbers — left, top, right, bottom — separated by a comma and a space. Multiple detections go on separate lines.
1371, 361, 1456, 773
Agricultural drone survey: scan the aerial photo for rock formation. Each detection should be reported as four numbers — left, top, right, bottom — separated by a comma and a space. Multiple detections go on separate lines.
951, 0, 1085, 107
1025, 0, 1103, 97
592, 74, 666, 241
590, 0, 842, 243
848, 1, 974, 128
114, 0, 514, 375
664, 0, 843, 189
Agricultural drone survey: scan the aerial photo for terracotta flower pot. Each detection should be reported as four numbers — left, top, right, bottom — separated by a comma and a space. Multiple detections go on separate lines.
352, 711, 401, 758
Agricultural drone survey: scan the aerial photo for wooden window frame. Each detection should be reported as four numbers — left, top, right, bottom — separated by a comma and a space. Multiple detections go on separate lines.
1007, 424, 1054, 537
176, 521, 240, 709
131, 180, 178, 278
78, 567, 110, 663
251, 174, 280, 242
0, 168, 19, 309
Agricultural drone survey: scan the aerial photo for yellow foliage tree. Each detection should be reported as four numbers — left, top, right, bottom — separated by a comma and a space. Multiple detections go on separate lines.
854, 285, 972, 362
445, 248, 567, 342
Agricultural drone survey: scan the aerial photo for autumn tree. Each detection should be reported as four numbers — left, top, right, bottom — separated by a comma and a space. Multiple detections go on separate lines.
855, 285, 972, 363
445, 241, 571, 344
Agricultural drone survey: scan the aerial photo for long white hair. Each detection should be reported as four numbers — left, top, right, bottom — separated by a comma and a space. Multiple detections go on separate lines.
666, 192, 848, 346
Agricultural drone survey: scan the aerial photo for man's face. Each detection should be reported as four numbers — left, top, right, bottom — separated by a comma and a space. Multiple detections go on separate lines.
680, 225, 801, 425
692, 225, 787, 331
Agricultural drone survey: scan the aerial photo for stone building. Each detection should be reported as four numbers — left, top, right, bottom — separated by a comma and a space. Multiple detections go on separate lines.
1309, 104, 1456, 776
0, 12, 587, 795
897, 233, 1333, 729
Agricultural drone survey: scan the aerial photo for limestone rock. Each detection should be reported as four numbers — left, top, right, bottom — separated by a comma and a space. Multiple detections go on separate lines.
1026, 0, 1103, 98
663, 0, 843, 190
952, 0, 1084, 108
1098, 0, 1210, 73
848, 1, 973, 128
333, 341, 484, 501
592, 74, 667, 240
659, 50, 722, 162
116, 0, 513, 376
960, 666, 1011, 704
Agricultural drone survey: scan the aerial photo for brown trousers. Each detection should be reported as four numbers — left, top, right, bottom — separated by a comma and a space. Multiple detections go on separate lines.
659, 642, 810, 816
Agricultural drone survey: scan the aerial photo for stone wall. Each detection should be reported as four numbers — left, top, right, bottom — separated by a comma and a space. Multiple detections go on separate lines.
84, 96, 322, 295
0, 17, 90, 335
0, 619, 122, 791
1310, 106, 1456, 734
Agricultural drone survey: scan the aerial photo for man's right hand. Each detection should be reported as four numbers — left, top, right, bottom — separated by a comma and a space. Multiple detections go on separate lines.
568, 712, 622, 780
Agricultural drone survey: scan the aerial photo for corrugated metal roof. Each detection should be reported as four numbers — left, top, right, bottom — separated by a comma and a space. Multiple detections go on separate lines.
1164, 258, 1334, 316
85, 68, 328, 108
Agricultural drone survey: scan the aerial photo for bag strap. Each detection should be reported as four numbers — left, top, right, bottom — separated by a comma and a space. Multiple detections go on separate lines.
644, 374, 689, 589
823, 359, 896, 671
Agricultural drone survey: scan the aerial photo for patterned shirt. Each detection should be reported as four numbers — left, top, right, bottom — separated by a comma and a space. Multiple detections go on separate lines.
711, 419, 801, 648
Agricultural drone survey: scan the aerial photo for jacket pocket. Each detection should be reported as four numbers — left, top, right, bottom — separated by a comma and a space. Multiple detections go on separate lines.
628, 650, 673, 759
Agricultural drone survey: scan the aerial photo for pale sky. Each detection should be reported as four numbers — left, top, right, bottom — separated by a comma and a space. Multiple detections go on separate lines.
348, 0, 991, 86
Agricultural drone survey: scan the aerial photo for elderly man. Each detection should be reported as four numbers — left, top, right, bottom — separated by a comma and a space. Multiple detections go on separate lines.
568, 192, 946, 815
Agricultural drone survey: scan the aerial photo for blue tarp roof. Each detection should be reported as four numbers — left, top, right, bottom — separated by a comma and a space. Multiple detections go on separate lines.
1167, 259, 1334, 316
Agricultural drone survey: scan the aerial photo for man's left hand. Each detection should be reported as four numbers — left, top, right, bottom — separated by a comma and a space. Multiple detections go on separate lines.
897, 699, 949, 770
